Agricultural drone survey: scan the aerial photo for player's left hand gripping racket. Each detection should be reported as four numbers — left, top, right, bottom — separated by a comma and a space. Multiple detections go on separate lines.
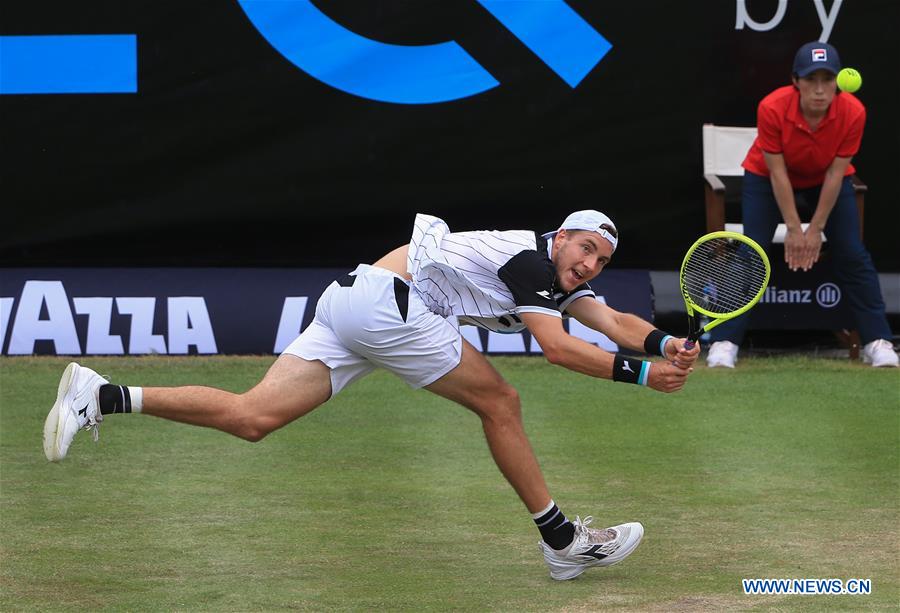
680, 231, 771, 349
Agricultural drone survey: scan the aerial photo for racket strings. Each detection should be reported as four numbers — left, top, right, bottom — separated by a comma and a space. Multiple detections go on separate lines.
682, 238, 768, 314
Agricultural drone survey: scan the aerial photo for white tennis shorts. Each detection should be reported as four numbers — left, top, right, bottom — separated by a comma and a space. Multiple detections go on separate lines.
282, 264, 463, 396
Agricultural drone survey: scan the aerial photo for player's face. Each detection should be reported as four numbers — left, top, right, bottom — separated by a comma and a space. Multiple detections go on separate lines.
793, 69, 837, 115
552, 230, 614, 291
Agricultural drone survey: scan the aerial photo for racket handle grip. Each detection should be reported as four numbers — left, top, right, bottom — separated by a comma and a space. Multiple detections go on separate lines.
684, 339, 696, 350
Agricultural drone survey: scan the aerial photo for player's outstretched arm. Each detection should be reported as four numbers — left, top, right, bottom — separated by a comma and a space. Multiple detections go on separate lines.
521, 311, 690, 393
566, 296, 699, 368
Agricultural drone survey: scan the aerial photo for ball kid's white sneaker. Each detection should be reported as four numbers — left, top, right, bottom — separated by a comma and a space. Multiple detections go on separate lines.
539, 516, 644, 581
43, 362, 105, 462
862, 339, 899, 368
707, 340, 738, 368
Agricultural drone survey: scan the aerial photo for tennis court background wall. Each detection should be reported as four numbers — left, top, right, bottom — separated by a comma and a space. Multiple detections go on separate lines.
2, 1, 898, 272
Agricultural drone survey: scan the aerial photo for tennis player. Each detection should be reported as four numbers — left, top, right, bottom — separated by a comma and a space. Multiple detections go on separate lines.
43, 210, 699, 580
707, 41, 898, 368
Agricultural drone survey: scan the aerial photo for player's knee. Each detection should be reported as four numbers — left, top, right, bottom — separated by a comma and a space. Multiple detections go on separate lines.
233, 415, 267, 442
238, 415, 285, 442
238, 422, 269, 442
232, 397, 281, 442
238, 429, 263, 443
502, 384, 521, 411
482, 384, 522, 426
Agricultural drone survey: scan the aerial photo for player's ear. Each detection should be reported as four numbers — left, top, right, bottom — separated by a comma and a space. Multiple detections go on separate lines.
550, 230, 566, 261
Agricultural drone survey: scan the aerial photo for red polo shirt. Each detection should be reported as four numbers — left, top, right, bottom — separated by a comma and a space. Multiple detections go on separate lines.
742, 85, 864, 189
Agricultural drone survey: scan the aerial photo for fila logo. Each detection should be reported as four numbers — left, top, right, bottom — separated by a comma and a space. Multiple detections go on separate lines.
622, 360, 634, 374
237, 0, 612, 104
812, 48, 827, 61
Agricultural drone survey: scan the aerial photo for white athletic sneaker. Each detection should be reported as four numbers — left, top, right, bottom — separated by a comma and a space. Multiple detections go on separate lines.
707, 341, 738, 368
862, 339, 899, 368
539, 516, 644, 581
43, 362, 105, 462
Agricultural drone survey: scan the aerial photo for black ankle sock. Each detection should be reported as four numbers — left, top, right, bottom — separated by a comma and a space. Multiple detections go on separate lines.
98, 384, 133, 415
534, 503, 576, 550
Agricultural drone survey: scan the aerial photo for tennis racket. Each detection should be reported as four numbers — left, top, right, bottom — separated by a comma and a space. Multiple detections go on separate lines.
680, 231, 771, 349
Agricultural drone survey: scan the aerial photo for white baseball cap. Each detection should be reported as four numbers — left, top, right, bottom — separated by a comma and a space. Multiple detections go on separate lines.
543, 210, 619, 251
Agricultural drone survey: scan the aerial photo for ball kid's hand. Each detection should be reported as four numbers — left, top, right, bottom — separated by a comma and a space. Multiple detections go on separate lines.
784, 227, 806, 271
799, 227, 822, 271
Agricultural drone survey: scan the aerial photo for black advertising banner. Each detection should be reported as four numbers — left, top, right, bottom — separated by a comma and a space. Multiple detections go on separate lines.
749, 260, 853, 330
2, 1, 898, 273
0, 268, 653, 356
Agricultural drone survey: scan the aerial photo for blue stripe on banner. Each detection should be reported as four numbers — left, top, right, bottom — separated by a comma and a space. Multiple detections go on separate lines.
638, 361, 650, 386
477, 0, 612, 87
0, 35, 137, 94
238, 0, 498, 104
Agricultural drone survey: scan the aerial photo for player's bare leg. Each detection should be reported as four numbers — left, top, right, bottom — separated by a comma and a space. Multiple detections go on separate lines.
426, 339, 551, 513
426, 339, 643, 580
43, 355, 332, 461
142, 354, 332, 441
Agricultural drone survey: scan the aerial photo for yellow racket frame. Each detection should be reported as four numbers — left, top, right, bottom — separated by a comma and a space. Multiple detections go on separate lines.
679, 231, 771, 335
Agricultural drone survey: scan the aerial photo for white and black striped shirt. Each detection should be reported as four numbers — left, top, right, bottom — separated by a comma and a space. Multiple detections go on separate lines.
407, 214, 595, 333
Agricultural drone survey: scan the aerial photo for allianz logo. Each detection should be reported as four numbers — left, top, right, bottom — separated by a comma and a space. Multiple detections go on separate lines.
759, 282, 842, 308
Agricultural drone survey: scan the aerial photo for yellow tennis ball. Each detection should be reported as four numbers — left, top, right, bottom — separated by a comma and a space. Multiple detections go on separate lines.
837, 68, 862, 93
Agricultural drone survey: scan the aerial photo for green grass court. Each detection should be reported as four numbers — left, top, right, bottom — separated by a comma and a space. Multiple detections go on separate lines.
1, 356, 898, 611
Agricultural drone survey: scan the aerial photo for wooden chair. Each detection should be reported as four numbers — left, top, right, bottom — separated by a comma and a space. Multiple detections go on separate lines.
701, 123, 866, 358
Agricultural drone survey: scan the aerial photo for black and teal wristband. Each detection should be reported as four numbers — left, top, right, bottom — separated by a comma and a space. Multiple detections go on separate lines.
612, 353, 650, 386
644, 329, 673, 358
